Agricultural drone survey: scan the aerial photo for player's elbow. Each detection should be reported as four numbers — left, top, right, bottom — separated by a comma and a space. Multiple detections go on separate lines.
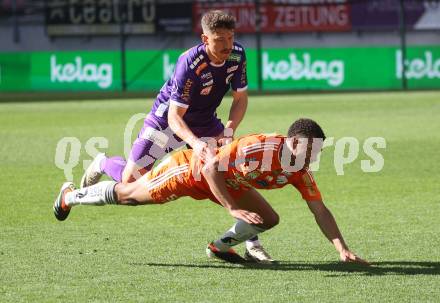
201, 160, 219, 178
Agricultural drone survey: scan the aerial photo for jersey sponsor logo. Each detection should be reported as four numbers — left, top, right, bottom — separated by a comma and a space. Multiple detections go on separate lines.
189, 54, 205, 69
181, 78, 193, 101
227, 53, 241, 62
226, 73, 234, 84
200, 72, 212, 80
227, 65, 239, 73
202, 79, 213, 87
200, 86, 212, 95
195, 62, 208, 76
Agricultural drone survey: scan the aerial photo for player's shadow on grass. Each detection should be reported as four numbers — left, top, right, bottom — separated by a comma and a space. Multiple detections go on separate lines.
135, 261, 440, 276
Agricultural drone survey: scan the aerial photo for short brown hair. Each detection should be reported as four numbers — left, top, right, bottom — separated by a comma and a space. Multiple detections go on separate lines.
201, 10, 236, 33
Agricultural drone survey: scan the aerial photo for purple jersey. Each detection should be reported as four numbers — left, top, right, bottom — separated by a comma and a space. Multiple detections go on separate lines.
149, 42, 248, 128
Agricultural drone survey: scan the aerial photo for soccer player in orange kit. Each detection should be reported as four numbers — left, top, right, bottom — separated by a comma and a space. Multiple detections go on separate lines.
53, 118, 369, 265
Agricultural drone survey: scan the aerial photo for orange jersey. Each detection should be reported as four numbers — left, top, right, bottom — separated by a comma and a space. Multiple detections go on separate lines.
145, 134, 322, 204
215, 133, 322, 202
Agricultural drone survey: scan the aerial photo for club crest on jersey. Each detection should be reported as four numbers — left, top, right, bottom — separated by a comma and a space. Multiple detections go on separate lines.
200, 86, 212, 95
226, 74, 234, 84
227, 65, 239, 73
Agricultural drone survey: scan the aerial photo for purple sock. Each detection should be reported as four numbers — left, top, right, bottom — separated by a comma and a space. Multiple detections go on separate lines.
101, 156, 126, 182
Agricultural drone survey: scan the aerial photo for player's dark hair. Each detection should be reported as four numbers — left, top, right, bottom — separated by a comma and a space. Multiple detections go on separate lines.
201, 10, 236, 33
287, 118, 326, 140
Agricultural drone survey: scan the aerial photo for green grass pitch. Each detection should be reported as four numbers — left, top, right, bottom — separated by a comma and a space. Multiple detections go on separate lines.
0, 91, 439, 302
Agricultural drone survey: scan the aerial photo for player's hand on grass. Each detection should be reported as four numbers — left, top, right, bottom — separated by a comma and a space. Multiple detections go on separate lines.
229, 209, 263, 225
339, 249, 370, 266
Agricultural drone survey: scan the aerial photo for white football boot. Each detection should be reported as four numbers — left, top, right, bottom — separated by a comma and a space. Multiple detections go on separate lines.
80, 153, 106, 188
244, 245, 277, 264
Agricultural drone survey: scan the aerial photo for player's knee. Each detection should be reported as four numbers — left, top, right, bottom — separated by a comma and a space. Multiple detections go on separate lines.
121, 171, 136, 184
264, 212, 280, 229
115, 183, 140, 205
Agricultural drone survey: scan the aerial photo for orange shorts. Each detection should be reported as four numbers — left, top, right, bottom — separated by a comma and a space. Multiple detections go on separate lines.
145, 159, 248, 205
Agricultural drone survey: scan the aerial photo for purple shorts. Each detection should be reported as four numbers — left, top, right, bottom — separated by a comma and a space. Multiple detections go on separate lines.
128, 115, 224, 170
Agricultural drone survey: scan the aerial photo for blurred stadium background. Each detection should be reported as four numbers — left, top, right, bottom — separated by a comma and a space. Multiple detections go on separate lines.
1, 1, 440, 302
0, 0, 439, 97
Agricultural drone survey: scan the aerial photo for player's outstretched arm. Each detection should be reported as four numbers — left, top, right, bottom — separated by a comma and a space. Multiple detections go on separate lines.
217, 91, 248, 147
306, 200, 370, 266
201, 158, 263, 225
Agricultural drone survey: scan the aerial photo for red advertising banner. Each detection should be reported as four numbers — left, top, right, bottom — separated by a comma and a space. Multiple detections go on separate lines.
193, 2, 257, 33
193, 1, 351, 33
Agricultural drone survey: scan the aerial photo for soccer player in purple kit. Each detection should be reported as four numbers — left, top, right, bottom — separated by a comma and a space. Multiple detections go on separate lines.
80, 10, 274, 263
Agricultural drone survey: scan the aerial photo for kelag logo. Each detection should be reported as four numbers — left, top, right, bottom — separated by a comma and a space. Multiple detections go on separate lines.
163, 54, 175, 81
396, 50, 440, 80
50, 55, 113, 89
262, 51, 344, 87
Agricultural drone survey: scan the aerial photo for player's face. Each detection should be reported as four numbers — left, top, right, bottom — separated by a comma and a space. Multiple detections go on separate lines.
202, 28, 234, 63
